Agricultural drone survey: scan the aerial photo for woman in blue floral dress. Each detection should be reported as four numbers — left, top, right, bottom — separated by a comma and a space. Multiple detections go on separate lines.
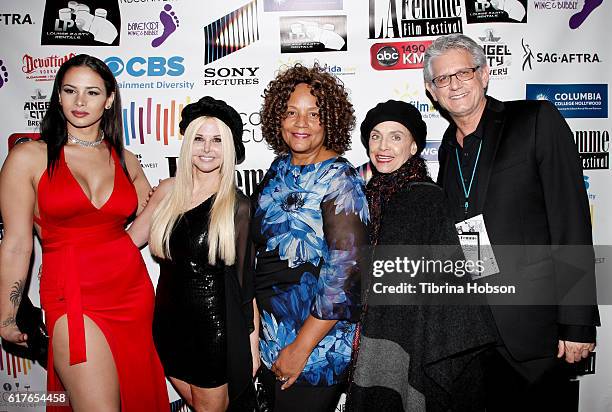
253, 63, 369, 411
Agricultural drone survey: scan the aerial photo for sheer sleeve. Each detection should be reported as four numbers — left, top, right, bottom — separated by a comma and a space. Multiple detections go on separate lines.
310, 162, 369, 323
235, 192, 256, 332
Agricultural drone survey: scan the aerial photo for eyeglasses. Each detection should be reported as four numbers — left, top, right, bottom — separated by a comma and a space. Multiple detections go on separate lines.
431, 67, 480, 88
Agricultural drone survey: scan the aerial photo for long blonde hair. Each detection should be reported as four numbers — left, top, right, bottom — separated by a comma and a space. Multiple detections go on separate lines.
149, 116, 237, 265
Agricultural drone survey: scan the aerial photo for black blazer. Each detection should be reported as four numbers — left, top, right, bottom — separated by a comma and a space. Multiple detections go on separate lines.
437, 97, 600, 364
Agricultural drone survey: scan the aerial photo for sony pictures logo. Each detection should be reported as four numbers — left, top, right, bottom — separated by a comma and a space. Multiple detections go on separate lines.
370, 40, 432, 71
203, 67, 260, 87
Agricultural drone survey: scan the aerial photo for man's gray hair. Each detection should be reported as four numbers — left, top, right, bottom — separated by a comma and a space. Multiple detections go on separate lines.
423, 34, 487, 83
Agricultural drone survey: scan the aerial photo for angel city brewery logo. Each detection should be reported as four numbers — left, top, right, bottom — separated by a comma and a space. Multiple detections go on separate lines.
466, 0, 527, 23
0, 59, 8, 90
574, 130, 609, 170
41, 0, 121, 46
370, 40, 432, 71
23, 89, 50, 128
526, 84, 608, 119
22, 53, 77, 82
521, 39, 601, 71
478, 29, 512, 78
368, 0, 462, 39
126, 4, 180, 47
1, 13, 34, 25
263, 0, 343, 12
280, 16, 347, 53
203, 0, 259, 65
203, 66, 260, 87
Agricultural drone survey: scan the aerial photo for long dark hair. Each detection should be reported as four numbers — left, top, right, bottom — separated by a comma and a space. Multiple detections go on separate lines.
40, 54, 127, 176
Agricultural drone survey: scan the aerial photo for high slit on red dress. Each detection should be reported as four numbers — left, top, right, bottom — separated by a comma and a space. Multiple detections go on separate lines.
34, 146, 169, 412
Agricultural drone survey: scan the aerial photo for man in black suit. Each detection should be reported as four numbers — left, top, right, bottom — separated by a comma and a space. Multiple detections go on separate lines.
423, 34, 600, 411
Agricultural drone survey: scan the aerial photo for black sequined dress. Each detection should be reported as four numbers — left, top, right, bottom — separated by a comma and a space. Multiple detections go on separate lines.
153, 193, 254, 401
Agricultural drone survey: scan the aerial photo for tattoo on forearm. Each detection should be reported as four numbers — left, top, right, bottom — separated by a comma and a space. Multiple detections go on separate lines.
1, 316, 16, 328
9, 280, 24, 308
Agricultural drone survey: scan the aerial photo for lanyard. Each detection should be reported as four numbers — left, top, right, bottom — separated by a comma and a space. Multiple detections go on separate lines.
455, 140, 483, 219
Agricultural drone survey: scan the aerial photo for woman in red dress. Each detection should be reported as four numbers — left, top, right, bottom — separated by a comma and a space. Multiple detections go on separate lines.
0, 54, 169, 412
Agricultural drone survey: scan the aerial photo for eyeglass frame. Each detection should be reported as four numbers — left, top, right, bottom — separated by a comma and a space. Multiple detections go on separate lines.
430, 66, 480, 88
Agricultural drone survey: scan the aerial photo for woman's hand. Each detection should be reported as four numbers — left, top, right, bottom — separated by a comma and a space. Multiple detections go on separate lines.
0, 322, 28, 347
271, 342, 310, 390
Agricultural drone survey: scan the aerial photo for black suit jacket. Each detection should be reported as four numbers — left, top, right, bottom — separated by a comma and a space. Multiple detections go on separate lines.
437, 97, 600, 365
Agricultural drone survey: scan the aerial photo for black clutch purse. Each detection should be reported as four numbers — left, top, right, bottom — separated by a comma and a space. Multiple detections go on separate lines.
254, 367, 273, 412
1, 296, 49, 369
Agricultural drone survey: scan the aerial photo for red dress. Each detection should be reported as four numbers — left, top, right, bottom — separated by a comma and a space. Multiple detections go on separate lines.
34, 147, 169, 412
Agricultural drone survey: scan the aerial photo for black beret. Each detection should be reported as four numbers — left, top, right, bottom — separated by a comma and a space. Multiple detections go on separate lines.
179, 96, 245, 164
360, 100, 427, 155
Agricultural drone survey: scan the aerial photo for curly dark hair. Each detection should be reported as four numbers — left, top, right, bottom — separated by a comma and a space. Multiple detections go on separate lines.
260, 63, 356, 155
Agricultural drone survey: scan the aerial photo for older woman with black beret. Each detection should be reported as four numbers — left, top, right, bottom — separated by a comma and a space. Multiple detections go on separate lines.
347, 100, 496, 412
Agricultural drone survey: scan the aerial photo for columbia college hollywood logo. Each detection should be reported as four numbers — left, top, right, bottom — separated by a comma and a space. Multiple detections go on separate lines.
203, 0, 259, 65
369, 0, 462, 39
526, 84, 608, 119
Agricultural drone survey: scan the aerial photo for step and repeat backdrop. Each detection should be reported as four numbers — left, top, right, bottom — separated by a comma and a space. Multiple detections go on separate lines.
0, 0, 611, 410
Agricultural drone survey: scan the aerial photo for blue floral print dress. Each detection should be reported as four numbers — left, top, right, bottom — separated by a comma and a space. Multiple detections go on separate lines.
252, 154, 369, 386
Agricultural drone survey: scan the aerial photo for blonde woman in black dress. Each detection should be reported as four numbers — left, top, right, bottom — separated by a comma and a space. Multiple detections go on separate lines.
128, 97, 260, 411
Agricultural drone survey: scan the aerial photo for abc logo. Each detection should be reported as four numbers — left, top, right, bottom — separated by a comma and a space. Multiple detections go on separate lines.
104, 56, 185, 77
376, 46, 399, 67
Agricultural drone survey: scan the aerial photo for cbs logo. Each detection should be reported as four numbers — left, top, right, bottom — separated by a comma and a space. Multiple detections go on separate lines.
104, 56, 185, 77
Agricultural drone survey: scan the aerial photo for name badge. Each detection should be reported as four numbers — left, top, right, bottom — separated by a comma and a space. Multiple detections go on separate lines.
455, 214, 499, 279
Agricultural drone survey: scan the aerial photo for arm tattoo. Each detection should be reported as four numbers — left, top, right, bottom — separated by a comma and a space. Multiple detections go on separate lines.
9, 280, 24, 308
1, 316, 16, 328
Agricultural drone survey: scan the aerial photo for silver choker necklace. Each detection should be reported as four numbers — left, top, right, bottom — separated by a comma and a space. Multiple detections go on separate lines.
68, 131, 105, 147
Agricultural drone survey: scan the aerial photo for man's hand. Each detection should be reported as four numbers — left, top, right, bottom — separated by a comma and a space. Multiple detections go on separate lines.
557, 340, 595, 363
